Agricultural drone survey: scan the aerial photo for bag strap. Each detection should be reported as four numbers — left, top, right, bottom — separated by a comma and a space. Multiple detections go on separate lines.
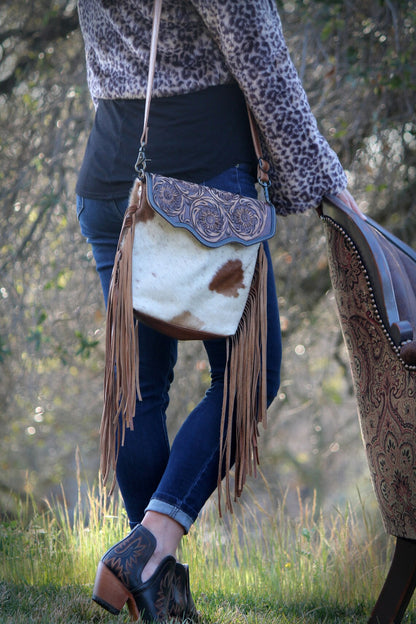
135, 0, 271, 200
139, 0, 162, 150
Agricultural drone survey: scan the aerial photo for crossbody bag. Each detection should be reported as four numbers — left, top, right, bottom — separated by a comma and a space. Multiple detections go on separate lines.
100, 0, 277, 513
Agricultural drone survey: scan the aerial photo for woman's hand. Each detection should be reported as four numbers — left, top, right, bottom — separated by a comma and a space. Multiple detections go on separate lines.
336, 188, 367, 220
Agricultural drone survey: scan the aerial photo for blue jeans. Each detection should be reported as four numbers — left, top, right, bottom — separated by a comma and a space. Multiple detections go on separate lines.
76, 164, 282, 532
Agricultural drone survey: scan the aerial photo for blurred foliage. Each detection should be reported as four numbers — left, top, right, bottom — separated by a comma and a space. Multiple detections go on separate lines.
279, 0, 416, 236
0, 0, 99, 511
0, 0, 414, 516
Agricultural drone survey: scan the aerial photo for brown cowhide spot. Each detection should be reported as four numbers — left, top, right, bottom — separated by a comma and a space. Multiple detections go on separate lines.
209, 259, 245, 298
137, 199, 156, 223
169, 310, 204, 330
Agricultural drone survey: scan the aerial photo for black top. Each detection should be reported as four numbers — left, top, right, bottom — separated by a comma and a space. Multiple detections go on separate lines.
76, 83, 257, 199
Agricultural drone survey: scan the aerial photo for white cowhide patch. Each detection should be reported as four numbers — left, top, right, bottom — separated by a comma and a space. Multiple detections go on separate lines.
132, 203, 259, 337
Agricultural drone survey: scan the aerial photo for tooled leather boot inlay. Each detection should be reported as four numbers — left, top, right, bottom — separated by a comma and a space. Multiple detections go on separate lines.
154, 567, 174, 618
102, 526, 155, 590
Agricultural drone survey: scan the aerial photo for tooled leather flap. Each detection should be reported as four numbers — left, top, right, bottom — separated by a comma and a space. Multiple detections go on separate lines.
145, 173, 276, 248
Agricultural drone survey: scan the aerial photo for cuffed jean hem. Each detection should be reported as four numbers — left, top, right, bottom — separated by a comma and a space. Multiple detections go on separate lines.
145, 498, 194, 534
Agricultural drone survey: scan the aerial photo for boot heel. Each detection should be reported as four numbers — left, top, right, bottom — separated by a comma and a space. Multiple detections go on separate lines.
92, 524, 174, 622
92, 561, 136, 616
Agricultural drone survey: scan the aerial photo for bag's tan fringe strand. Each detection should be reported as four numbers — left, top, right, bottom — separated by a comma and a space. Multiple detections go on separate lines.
100, 180, 142, 493
217, 243, 268, 515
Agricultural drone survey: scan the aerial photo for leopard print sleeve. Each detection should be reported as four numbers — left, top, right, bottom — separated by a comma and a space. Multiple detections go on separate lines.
187, 0, 348, 214
78, 0, 347, 214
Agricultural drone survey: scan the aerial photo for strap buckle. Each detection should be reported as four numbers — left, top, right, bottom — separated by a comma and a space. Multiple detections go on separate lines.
258, 178, 271, 203
134, 143, 149, 180
257, 157, 271, 203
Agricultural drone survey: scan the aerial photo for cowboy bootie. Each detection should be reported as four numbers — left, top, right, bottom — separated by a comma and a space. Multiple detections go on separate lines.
92, 524, 176, 622
170, 562, 199, 622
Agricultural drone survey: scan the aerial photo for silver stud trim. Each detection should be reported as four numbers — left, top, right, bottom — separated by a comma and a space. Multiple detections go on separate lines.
321, 215, 416, 371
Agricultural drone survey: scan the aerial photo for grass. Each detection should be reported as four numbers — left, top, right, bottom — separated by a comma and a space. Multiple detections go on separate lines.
0, 471, 415, 623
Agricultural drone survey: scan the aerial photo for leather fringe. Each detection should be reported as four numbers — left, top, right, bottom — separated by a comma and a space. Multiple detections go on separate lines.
100, 179, 142, 493
217, 243, 268, 515
100, 178, 269, 511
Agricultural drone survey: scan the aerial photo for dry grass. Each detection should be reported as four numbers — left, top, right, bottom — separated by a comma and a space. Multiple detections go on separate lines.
0, 471, 415, 623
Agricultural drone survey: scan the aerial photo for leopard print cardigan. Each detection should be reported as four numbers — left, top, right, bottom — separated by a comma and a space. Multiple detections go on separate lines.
77, 0, 347, 215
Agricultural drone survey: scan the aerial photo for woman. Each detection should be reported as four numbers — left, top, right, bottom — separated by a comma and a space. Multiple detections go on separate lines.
76, 0, 361, 621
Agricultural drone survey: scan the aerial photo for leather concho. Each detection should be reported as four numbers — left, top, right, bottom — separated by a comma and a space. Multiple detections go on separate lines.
146, 173, 276, 248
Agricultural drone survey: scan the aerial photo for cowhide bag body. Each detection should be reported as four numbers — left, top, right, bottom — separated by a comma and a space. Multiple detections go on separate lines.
129, 172, 275, 339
